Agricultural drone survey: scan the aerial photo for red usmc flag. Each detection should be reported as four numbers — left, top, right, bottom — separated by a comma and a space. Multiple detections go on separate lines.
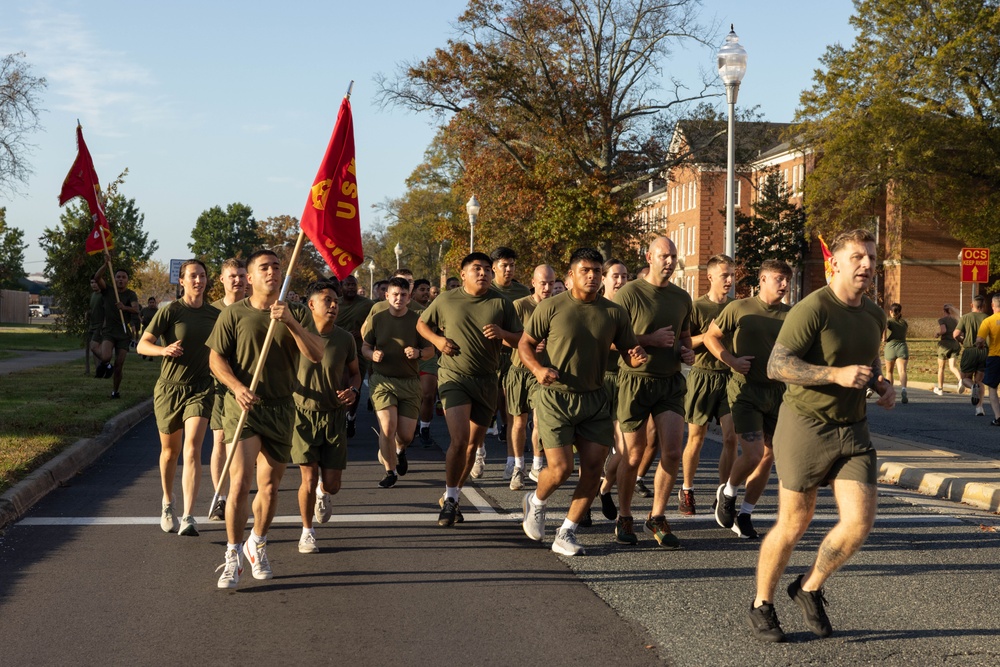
58, 125, 114, 255
300, 96, 363, 279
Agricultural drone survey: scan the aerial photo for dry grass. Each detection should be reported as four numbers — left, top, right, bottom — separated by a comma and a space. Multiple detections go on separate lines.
884, 338, 956, 385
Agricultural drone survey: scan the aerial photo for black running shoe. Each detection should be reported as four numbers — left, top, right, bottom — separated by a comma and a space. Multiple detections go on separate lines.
634, 479, 652, 498
579, 506, 593, 528
103, 362, 114, 378
599, 491, 618, 521
497, 423, 507, 443
378, 471, 398, 488
732, 512, 759, 539
209, 497, 226, 522
438, 497, 458, 526
419, 426, 434, 448
715, 484, 736, 529
746, 602, 787, 643
110, 391, 121, 399
346, 418, 356, 438
788, 575, 833, 637
397, 449, 408, 476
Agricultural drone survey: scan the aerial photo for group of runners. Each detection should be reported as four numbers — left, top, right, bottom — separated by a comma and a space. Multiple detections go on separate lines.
112, 226, 1000, 642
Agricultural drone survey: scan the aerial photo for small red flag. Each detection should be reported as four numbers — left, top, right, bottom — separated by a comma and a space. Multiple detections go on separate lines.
300, 96, 363, 279
818, 234, 833, 285
59, 125, 114, 255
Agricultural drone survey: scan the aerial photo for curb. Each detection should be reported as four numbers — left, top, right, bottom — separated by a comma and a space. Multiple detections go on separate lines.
879, 460, 1000, 514
0, 398, 154, 531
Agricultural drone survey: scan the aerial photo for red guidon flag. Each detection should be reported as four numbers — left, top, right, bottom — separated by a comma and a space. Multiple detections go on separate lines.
58, 124, 114, 255
818, 234, 833, 285
300, 95, 363, 279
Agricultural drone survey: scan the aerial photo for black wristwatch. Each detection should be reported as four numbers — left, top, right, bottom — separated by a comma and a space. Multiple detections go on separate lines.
350, 386, 360, 396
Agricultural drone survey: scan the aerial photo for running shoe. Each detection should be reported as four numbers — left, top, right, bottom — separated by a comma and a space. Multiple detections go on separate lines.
529, 465, 544, 482
509, 466, 525, 491
614, 515, 638, 545
599, 491, 618, 521
971, 385, 980, 405
579, 506, 594, 528
470, 451, 486, 478
102, 362, 114, 378
933, 386, 944, 396
503, 460, 515, 481
746, 602, 787, 643
644, 514, 681, 549
497, 424, 507, 443
346, 417, 356, 438
215, 547, 243, 589
732, 512, 759, 539
788, 574, 833, 637
992, 418, 1000, 426
110, 391, 121, 399
634, 479, 652, 498
397, 449, 408, 476
715, 485, 737, 529
209, 497, 226, 522
242, 539, 273, 580
678, 488, 696, 516
521, 492, 545, 541
957, 381, 966, 395
438, 497, 459, 527
178, 515, 199, 537
419, 426, 434, 448
552, 528, 585, 556
315, 489, 333, 523
378, 471, 398, 488
900, 387, 908, 404
298, 532, 318, 554
438, 494, 464, 523
976, 406, 985, 416
160, 503, 179, 533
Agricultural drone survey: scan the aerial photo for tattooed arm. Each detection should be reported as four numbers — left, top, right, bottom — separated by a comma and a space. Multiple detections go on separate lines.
767, 342, 872, 389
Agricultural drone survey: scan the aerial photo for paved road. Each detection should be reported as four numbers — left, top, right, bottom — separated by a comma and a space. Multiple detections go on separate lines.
0, 349, 83, 376
1, 385, 999, 665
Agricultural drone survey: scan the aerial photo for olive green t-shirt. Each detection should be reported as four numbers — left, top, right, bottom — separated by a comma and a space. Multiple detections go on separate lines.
690, 294, 732, 371
140, 306, 158, 327
335, 295, 375, 346
89, 292, 104, 330
101, 286, 138, 337
362, 297, 424, 332
295, 324, 357, 411
492, 280, 531, 302
956, 312, 988, 348
526, 292, 637, 393
778, 286, 886, 425
210, 298, 237, 390
938, 316, 958, 343
363, 308, 429, 379
713, 296, 790, 385
511, 294, 542, 368
884, 316, 908, 343
145, 300, 221, 386
612, 278, 692, 378
420, 287, 522, 377
206, 298, 313, 402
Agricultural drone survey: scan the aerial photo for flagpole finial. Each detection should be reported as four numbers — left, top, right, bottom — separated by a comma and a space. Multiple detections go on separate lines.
345, 80, 354, 100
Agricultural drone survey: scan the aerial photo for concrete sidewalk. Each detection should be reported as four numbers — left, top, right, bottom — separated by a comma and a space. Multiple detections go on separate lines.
0, 349, 83, 376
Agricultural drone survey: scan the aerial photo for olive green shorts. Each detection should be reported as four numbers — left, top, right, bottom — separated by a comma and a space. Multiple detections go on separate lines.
504, 365, 537, 416
90, 327, 102, 344
616, 372, 686, 433
603, 371, 620, 420
438, 368, 498, 427
960, 347, 988, 375
370, 373, 422, 420
772, 403, 877, 492
210, 386, 227, 431
727, 380, 785, 436
937, 341, 961, 360
100, 328, 132, 352
684, 368, 731, 426
153, 378, 213, 434
223, 393, 293, 465
883, 340, 908, 362
534, 387, 613, 449
419, 354, 439, 376
291, 406, 347, 470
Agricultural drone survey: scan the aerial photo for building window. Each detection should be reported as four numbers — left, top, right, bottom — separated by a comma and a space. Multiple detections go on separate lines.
678, 226, 685, 255
689, 181, 696, 210
736, 180, 742, 208
688, 226, 696, 256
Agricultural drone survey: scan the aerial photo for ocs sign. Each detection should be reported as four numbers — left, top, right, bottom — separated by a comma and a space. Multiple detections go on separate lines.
961, 248, 989, 283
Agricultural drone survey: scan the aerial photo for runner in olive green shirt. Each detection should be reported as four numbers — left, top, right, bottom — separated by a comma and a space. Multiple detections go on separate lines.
88, 278, 105, 373
336, 274, 375, 437
363, 278, 434, 489
935, 305, 963, 395
207, 258, 248, 521
703, 260, 792, 539
747, 229, 893, 643
881, 302, 909, 404
417, 252, 522, 527
93, 251, 140, 397
137, 259, 220, 538
519, 248, 646, 556
610, 236, 695, 549
293, 279, 361, 555
207, 249, 325, 589
680, 254, 737, 517
954, 295, 989, 414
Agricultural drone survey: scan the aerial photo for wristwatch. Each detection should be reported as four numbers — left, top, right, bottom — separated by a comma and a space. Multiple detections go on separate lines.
350, 386, 360, 396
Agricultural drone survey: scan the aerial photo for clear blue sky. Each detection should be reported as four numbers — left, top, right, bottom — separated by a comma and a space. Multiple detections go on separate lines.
0, 0, 857, 275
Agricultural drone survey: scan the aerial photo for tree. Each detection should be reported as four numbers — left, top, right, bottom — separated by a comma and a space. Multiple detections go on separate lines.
378, 0, 720, 260
188, 202, 261, 273
795, 0, 1000, 282
0, 207, 27, 289
133, 259, 174, 303
256, 214, 327, 297
39, 172, 158, 338
0, 52, 47, 196
733, 168, 807, 295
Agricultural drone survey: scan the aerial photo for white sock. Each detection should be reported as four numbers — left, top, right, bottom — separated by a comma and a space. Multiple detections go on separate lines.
478, 445, 487, 457
531, 492, 546, 507
227, 542, 239, 552
637, 475, 646, 482
506, 456, 515, 466
683, 485, 693, 491
218, 494, 226, 502
316, 482, 324, 495
533, 455, 544, 469
724, 482, 739, 497
249, 531, 265, 545
396, 446, 403, 455
302, 527, 315, 537
560, 518, 578, 532
446, 486, 460, 502
740, 501, 755, 515
420, 421, 430, 429
514, 456, 524, 468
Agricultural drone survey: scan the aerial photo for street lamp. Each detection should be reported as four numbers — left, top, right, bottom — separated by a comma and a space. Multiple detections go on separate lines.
394, 242, 403, 270
717, 24, 747, 281
367, 258, 375, 296
466, 195, 480, 253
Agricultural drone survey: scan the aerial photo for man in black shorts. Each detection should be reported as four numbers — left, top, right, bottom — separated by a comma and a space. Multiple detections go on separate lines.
747, 229, 894, 642
93, 253, 140, 398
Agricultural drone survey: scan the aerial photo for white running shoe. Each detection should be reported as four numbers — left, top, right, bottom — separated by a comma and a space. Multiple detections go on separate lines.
529, 465, 543, 482
314, 490, 333, 524
552, 528, 585, 556
510, 467, 525, 491
521, 492, 546, 541
976, 405, 986, 416
242, 539, 273, 580
160, 503, 179, 533
933, 387, 944, 396
298, 532, 319, 554
470, 452, 486, 479
215, 547, 243, 589
503, 460, 515, 480
178, 515, 199, 537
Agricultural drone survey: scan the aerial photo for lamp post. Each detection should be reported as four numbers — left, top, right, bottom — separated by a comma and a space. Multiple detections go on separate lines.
466, 195, 480, 253
394, 242, 403, 270
717, 24, 748, 279
367, 258, 375, 296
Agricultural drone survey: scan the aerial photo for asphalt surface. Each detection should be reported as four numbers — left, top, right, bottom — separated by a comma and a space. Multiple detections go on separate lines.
0, 349, 84, 375
1, 382, 1000, 665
